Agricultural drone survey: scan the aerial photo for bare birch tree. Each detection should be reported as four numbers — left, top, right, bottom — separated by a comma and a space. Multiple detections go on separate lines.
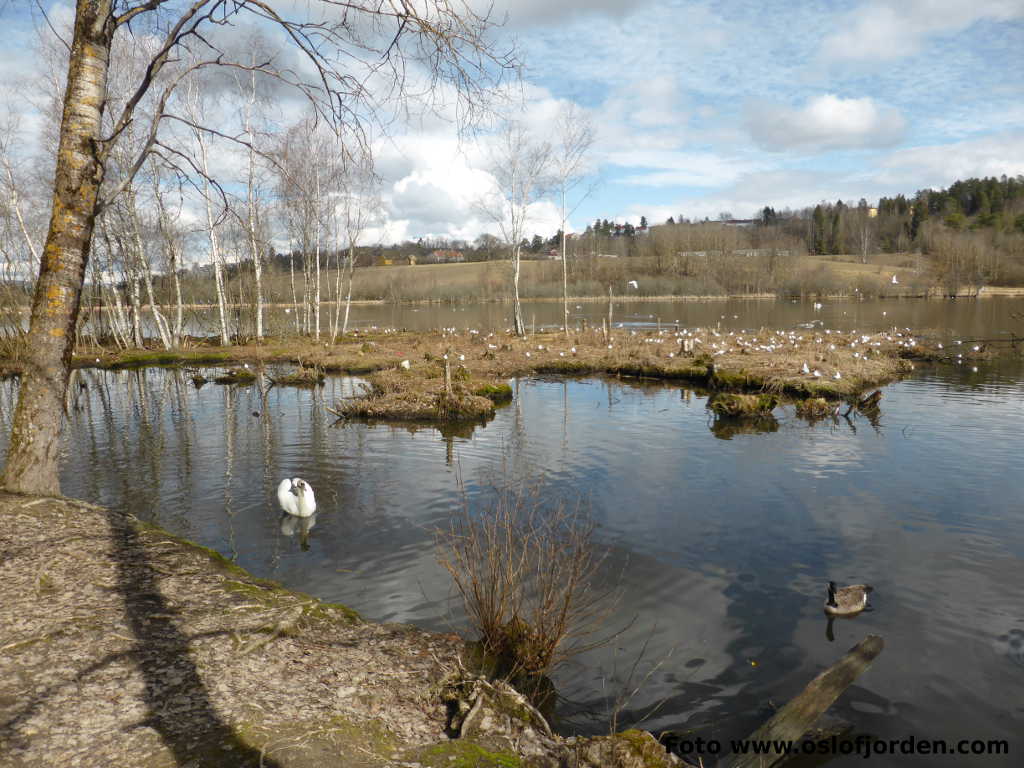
233, 42, 273, 341
477, 121, 551, 336
150, 161, 185, 346
3, 0, 513, 496
332, 152, 379, 340
276, 117, 330, 339
551, 105, 594, 334
182, 73, 232, 345
0, 110, 44, 337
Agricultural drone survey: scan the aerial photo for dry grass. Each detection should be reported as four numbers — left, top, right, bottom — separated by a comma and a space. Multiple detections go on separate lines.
54, 322, 994, 412
335, 365, 497, 422
707, 392, 778, 416
0, 331, 27, 376
212, 368, 257, 385
271, 362, 325, 388
794, 397, 836, 418
235, 251, 939, 303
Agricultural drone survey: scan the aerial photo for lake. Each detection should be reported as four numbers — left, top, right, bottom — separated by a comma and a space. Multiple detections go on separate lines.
2, 297, 1023, 766
68, 294, 1024, 343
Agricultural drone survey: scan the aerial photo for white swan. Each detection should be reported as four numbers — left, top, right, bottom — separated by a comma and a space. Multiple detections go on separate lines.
277, 478, 317, 518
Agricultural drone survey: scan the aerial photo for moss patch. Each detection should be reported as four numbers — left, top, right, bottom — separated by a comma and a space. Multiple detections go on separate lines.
707, 392, 778, 416
213, 368, 257, 385
473, 382, 513, 403
408, 741, 522, 768
795, 397, 836, 418
272, 366, 326, 388
95, 349, 236, 369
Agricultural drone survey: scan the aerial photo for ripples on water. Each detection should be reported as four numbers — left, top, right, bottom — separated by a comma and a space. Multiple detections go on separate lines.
1, 304, 1023, 766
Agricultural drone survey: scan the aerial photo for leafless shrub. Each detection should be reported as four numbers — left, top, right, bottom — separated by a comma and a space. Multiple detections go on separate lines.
436, 479, 618, 678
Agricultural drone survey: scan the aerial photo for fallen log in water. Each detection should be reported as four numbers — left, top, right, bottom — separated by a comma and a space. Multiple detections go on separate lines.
726, 634, 884, 768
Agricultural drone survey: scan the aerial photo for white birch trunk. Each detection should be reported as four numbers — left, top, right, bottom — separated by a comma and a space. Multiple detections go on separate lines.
128, 191, 172, 349
243, 73, 264, 340
196, 132, 230, 346
342, 244, 355, 335
561, 188, 569, 335
289, 251, 300, 334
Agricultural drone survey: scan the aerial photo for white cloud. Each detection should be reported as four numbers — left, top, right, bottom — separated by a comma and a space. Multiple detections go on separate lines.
627, 167, 888, 224
613, 150, 763, 188
820, 0, 1024, 62
745, 94, 906, 152
478, 0, 652, 28
875, 132, 1024, 189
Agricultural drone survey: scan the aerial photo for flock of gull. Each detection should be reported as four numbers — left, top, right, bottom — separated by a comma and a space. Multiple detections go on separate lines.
273, 299, 991, 628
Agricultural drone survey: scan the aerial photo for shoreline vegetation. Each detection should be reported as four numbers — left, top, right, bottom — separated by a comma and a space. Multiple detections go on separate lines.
5, 252, 1024, 320
3, 324, 1009, 422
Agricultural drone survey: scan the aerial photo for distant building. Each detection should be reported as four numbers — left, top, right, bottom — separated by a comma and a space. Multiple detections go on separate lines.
868, 207, 878, 218
428, 249, 466, 264
722, 219, 757, 227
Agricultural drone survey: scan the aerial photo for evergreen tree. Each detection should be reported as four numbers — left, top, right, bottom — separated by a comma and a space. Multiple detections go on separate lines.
640, 215, 647, 228
910, 202, 926, 241
812, 205, 826, 254
831, 204, 845, 253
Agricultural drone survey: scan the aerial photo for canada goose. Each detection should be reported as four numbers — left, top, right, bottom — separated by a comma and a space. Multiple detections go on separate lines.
824, 581, 873, 616
277, 478, 317, 518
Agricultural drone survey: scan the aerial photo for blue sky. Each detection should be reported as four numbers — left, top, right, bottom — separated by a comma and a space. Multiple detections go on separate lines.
496, 0, 1024, 228
2, 1, 1022, 244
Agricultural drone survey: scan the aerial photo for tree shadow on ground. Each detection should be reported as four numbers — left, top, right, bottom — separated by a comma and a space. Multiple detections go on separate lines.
110, 517, 280, 767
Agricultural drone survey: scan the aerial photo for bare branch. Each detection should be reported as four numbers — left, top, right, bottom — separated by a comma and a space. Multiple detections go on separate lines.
32, 0, 71, 53
114, 0, 172, 28
102, 0, 218, 155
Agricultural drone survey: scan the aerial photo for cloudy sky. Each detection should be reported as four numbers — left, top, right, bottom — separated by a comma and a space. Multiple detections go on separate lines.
3, 0, 1023, 244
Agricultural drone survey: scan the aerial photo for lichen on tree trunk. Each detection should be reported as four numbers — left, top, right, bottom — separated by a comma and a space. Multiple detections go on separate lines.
1, 2, 113, 496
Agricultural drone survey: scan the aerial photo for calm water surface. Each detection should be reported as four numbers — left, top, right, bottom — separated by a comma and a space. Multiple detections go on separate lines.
2, 299, 1023, 766
78, 295, 1024, 343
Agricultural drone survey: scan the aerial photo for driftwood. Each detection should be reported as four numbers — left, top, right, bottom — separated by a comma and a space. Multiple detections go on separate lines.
727, 634, 884, 768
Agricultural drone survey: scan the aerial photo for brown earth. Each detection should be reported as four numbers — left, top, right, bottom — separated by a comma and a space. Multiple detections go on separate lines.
0, 493, 683, 768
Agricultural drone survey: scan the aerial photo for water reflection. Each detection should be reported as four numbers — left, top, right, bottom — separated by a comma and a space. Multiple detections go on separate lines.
709, 414, 779, 440
1, 353, 1023, 765
280, 512, 317, 551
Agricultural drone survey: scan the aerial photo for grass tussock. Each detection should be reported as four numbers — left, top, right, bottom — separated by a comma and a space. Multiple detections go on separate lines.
336, 364, 499, 422
271, 363, 325, 388
213, 368, 258, 385
795, 397, 837, 418
707, 392, 778, 416
472, 382, 513, 402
